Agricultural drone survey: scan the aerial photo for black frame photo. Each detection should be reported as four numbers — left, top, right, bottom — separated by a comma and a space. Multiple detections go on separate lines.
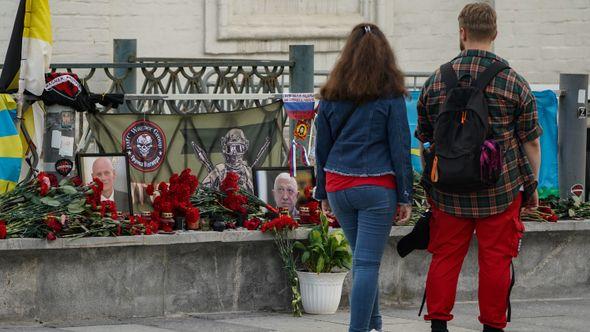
76, 153, 133, 215
253, 167, 315, 218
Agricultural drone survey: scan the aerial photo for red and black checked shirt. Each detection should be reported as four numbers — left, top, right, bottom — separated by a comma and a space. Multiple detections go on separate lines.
416, 50, 542, 218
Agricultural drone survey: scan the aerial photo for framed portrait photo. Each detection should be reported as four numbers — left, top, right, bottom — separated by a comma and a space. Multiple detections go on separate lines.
76, 153, 133, 215
253, 167, 315, 219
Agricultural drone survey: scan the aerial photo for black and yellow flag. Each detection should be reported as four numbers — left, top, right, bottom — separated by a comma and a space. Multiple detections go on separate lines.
0, 0, 52, 95
0, 0, 51, 193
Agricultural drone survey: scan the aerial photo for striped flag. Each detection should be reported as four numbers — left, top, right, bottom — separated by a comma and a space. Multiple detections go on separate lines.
0, 0, 52, 189
0, 0, 53, 95
0, 94, 23, 192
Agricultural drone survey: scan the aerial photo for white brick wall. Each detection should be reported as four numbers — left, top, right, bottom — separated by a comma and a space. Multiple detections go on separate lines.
391, 0, 474, 75
1, 0, 589, 84
496, 0, 590, 83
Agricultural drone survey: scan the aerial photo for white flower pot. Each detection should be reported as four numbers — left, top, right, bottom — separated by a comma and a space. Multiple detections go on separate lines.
297, 270, 348, 314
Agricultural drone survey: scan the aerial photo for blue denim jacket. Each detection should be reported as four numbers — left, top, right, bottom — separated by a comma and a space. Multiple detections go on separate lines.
314, 97, 413, 204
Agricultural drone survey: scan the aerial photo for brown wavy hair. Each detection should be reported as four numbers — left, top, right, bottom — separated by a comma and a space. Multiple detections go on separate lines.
458, 2, 497, 41
320, 23, 406, 103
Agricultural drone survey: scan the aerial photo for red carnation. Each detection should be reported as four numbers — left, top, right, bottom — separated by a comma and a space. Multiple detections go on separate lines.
244, 217, 261, 230
100, 200, 117, 218
158, 181, 168, 192
146, 184, 155, 196
72, 176, 82, 186
0, 221, 7, 239
220, 172, 240, 192
148, 221, 159, 233
46, 232, 57, 241
161, 202, 173, 213
46, 173, 57, 187
180, 168, 192, 180
37, 172, 51, 186
223, 191, 248, 215
39, 182, 50, 196
45, 216, 62, 233
538, 206, 553, 214
169, 173, 180, 185
173, 200, 191, 217
92, 177, 104, 193
47, 173, 58, 187
153, 196, 162, 211
260, 215, 299, 233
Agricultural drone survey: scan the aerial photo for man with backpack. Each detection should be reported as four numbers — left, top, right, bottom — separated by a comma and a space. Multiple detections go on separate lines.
416, 3, 542, 332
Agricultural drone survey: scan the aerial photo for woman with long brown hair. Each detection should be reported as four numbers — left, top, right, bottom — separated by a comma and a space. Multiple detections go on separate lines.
314, 23, 413, 332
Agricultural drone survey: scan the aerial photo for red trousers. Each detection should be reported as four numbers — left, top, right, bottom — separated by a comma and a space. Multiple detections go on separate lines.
424, 194, 524, 329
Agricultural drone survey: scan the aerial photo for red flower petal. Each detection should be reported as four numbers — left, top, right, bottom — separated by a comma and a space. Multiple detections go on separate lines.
146, 184, 155, 196
0, 221, 7, 239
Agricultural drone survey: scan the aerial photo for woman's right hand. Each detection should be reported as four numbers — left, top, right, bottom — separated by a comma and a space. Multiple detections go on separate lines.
395, 204, 412, 225
321, 199, 336, 219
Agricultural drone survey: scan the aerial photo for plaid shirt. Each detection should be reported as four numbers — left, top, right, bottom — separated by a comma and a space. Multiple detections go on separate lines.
416, 49, 542, 218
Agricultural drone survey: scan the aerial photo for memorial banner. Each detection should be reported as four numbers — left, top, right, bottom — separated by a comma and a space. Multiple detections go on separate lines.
88, 101, 284, 210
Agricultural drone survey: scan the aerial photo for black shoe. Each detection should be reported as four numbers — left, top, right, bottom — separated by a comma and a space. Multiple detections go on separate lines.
431, 319, 448, 332
483, 325, 503, 332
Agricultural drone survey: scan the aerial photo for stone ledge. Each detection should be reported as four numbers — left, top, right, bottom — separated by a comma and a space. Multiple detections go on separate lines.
0, 220, 588, 251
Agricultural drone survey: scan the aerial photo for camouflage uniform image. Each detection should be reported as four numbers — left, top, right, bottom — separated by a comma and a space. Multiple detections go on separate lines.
195, 128, 256, 193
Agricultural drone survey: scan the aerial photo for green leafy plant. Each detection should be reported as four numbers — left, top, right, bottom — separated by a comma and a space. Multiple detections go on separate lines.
294, 213, 352, 273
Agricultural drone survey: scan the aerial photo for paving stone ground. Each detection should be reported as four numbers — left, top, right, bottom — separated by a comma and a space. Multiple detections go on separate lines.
1, 296, 588, 332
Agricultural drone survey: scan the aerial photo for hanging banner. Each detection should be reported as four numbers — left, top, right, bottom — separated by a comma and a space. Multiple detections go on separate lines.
88, 101, 284, 210
283, 93, 316, 120
406, 90, 559, 198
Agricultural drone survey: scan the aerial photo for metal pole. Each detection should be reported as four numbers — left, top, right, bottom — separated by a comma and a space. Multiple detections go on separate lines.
289, 45, 314, 94
558, 73, 589, 201
113, 39, 137, 113
288, 45, 314, 165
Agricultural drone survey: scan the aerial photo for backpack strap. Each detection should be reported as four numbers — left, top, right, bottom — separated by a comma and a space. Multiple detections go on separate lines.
440, 62, 458, 94
472, 61, 510, 91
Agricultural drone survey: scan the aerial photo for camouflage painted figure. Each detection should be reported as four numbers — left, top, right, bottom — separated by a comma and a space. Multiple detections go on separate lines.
193, 128, 271, 193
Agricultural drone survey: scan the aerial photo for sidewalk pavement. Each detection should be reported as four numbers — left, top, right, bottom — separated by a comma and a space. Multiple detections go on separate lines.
1, 297, 588, 332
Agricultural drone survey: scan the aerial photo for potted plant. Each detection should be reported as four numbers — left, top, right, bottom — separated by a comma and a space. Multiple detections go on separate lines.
293, 213, 352, 314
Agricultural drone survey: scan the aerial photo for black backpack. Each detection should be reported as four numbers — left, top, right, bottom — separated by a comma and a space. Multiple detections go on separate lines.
424, 61, 509, 192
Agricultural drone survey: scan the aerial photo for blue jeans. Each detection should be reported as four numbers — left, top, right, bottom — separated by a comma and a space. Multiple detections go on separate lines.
327, 186, 396, 332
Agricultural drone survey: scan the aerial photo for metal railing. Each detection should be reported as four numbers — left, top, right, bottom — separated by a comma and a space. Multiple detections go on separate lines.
39, 60, 292, 114
1, 60, 433, 114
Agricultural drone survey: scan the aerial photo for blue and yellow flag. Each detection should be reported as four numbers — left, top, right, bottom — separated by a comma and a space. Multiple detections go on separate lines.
0, 94, 23, 192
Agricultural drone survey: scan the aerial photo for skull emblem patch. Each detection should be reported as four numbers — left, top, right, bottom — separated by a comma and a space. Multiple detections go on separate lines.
123, 120, 166, 172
